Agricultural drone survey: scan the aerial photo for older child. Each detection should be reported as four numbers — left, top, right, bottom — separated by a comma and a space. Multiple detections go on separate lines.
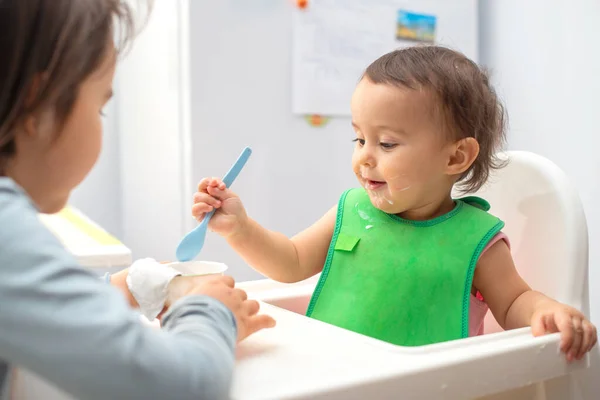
0, 1, 273, 399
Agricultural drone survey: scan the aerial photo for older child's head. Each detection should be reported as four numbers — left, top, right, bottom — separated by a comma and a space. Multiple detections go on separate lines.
0, 0, 139, 213
351, 46, 506, 217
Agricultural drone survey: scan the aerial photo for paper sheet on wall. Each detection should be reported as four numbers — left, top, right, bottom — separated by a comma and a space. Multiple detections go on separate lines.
292, 0, 477, 116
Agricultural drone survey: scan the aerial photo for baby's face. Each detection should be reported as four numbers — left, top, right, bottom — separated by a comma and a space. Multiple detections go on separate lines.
350, 78, 454, 216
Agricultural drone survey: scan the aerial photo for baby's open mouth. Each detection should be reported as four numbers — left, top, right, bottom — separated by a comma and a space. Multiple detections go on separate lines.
364, 179, 386, 190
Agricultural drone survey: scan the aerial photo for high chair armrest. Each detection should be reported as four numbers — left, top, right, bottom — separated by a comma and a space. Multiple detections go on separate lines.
233, 279, 590, 400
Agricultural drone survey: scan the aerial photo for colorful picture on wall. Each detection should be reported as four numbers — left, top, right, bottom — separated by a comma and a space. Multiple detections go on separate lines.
396, 10, 436, 43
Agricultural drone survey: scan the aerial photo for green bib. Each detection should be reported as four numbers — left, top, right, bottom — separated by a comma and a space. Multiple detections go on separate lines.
306, 188, 504, 346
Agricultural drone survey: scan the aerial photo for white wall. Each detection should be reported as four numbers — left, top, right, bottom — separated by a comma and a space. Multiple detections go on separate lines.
69, 100, 122, 239
115, 0, 191, 262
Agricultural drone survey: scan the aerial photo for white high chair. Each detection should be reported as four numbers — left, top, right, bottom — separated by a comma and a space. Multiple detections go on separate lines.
234, 150, 596, 400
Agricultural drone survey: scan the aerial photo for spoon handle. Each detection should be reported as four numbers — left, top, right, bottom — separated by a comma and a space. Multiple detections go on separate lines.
199, 147, 252, 229
222, 147, 252, 187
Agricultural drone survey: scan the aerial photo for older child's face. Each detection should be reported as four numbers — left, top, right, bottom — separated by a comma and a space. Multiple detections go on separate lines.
11, 48, 116, 213
350, 78, 455, 216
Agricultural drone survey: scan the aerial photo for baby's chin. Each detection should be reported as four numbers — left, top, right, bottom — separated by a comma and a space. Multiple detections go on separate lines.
366, 191, 404, 214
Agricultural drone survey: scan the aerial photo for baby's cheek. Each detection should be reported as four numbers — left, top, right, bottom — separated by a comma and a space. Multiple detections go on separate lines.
385, 169, 414, 193
389, 180, 412, 193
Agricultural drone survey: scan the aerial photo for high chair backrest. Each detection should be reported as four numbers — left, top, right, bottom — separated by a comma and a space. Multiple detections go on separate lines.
457, 151, 589, 334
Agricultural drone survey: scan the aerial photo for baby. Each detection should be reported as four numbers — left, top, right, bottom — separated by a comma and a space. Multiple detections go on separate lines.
192, 46, 596, 361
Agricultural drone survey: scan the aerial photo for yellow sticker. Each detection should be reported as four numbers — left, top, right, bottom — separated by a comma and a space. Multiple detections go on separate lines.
57, 207, 122, 246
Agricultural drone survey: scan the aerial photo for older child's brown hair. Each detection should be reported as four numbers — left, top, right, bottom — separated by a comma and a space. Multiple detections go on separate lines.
364, 46, 507, 193
0, 0, 147, 174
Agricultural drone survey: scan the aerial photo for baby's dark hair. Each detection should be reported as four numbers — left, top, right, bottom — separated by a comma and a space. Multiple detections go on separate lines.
0, 0, 149, 173
364, 46, 507, 193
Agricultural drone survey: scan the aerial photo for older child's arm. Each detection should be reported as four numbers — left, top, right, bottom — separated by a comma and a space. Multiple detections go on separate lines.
0, 182, 273, 400
227, 206, 337, 283
473, 240, 597, 362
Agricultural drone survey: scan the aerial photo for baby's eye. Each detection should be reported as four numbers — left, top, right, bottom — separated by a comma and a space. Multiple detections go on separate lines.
380, 142, 397, 149
352, 138, 365, 146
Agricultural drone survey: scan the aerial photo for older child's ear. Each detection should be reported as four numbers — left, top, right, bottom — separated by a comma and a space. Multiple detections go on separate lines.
19, 111, 54, 142
19, 73, 57, 141
21, 114, 38, 138
19, 74, 46, 138
446, 137, 479, 176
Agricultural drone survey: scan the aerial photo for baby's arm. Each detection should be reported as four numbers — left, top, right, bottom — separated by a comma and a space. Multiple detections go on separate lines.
228, 206, 337, 283
474, 240, 597, 361
192, 177, 337, 283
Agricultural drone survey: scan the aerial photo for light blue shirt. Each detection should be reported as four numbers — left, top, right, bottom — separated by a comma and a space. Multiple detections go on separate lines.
0, 178, 237, 400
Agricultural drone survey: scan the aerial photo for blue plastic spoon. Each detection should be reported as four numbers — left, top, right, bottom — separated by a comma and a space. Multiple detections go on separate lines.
175, 147, 252, 261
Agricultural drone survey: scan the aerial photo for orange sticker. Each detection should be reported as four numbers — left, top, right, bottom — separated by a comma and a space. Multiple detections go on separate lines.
297, 0, 308, 9
305, 114, 330, 127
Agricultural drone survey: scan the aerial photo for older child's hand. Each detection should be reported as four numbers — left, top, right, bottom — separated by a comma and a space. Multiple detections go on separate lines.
530, 304, 597, 362
191, 177, 248, 238
167, 275, 276, 342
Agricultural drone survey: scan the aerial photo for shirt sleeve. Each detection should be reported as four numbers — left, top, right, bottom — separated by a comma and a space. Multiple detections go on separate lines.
0, 182, 237, 400
480, 231, 511, 255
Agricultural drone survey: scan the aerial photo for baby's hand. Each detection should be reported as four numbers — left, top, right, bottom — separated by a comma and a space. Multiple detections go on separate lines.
531, 304, 597, 362
191, 177, 248, 237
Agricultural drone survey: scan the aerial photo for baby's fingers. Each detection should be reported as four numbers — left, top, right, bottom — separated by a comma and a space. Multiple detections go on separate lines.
192, 193, 222, 219
531, 313, 548, 337
197, 177, 212, 192
566, 317, 583, 362
206, 184, 238, 200
552, 312, 575, 353
193, 191, 222, 207
197, 177, 226, 192
191, 207, 208, 221
579, 320, 598, 359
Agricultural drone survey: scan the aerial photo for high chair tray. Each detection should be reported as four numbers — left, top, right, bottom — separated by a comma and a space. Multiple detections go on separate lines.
232, 278, 588, 400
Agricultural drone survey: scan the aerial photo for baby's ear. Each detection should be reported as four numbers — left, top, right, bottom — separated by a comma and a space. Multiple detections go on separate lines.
445, 137, 479, 176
